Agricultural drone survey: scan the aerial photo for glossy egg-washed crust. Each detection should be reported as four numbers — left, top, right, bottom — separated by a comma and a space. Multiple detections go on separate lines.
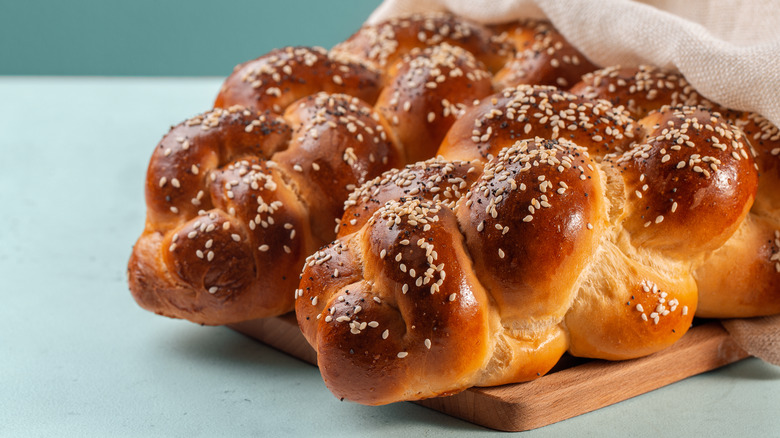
331, 13, 514, 74
298, 92, 759, 403
492, 19, 599, 90
439, 84, 640, 161
131, 14, 593, 325
129, 98, 403, 324
568, 65, 780, 317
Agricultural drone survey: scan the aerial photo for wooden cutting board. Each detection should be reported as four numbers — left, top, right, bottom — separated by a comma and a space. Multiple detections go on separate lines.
229, 314, 748, 432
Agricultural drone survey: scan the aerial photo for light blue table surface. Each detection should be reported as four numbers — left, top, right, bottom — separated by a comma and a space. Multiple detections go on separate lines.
1, 76, 778, 437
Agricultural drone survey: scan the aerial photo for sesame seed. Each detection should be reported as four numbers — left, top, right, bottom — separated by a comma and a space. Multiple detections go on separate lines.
424, 339, 432, 349
397, 352, 408, 358
382, 329, 389, 339
208, 286, 218, 294
258, 244, 269, 252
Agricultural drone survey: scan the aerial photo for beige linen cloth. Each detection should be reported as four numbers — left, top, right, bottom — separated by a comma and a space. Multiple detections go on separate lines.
369, 0, 780, 364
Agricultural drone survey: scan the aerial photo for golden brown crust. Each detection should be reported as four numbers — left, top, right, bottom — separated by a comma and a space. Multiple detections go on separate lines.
376, 43, 493, 163
565, 242, 697, 360
274, 93, 405, 241
143, 107, 291, 230
215, 46, 382, 113
438, 85, 639, 162
609, 107, 757, 255
332, 13, 514, 74
129, 94, 404, 324
296, 200, 493, 404
492, 20, 598, 89
568, 65, 780, 318
131, 157, 317, 324
693, 112, 780, 317
737, 112, 780, 210
694, 215, 780, 317
457, 138, 604, 323
570, 65, 715, 119
339, 157, 483, 237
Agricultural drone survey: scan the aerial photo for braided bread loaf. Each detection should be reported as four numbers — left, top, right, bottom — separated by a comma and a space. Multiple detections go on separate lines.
128, 10, 779, 406
295, 83, 759, 404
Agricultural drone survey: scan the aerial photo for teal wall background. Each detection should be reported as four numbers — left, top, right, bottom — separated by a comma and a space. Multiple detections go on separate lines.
0, 0, 383, 76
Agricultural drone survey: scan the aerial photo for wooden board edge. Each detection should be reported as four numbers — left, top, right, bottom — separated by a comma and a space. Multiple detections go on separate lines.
229, 313, 317, 365
417, 322, 749, 431
229, 316, 749, 432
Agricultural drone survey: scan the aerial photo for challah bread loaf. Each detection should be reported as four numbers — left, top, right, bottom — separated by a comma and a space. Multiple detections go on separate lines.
296, 95, 758, 404
570, 65, 780, 317
128, 10, 778, 407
